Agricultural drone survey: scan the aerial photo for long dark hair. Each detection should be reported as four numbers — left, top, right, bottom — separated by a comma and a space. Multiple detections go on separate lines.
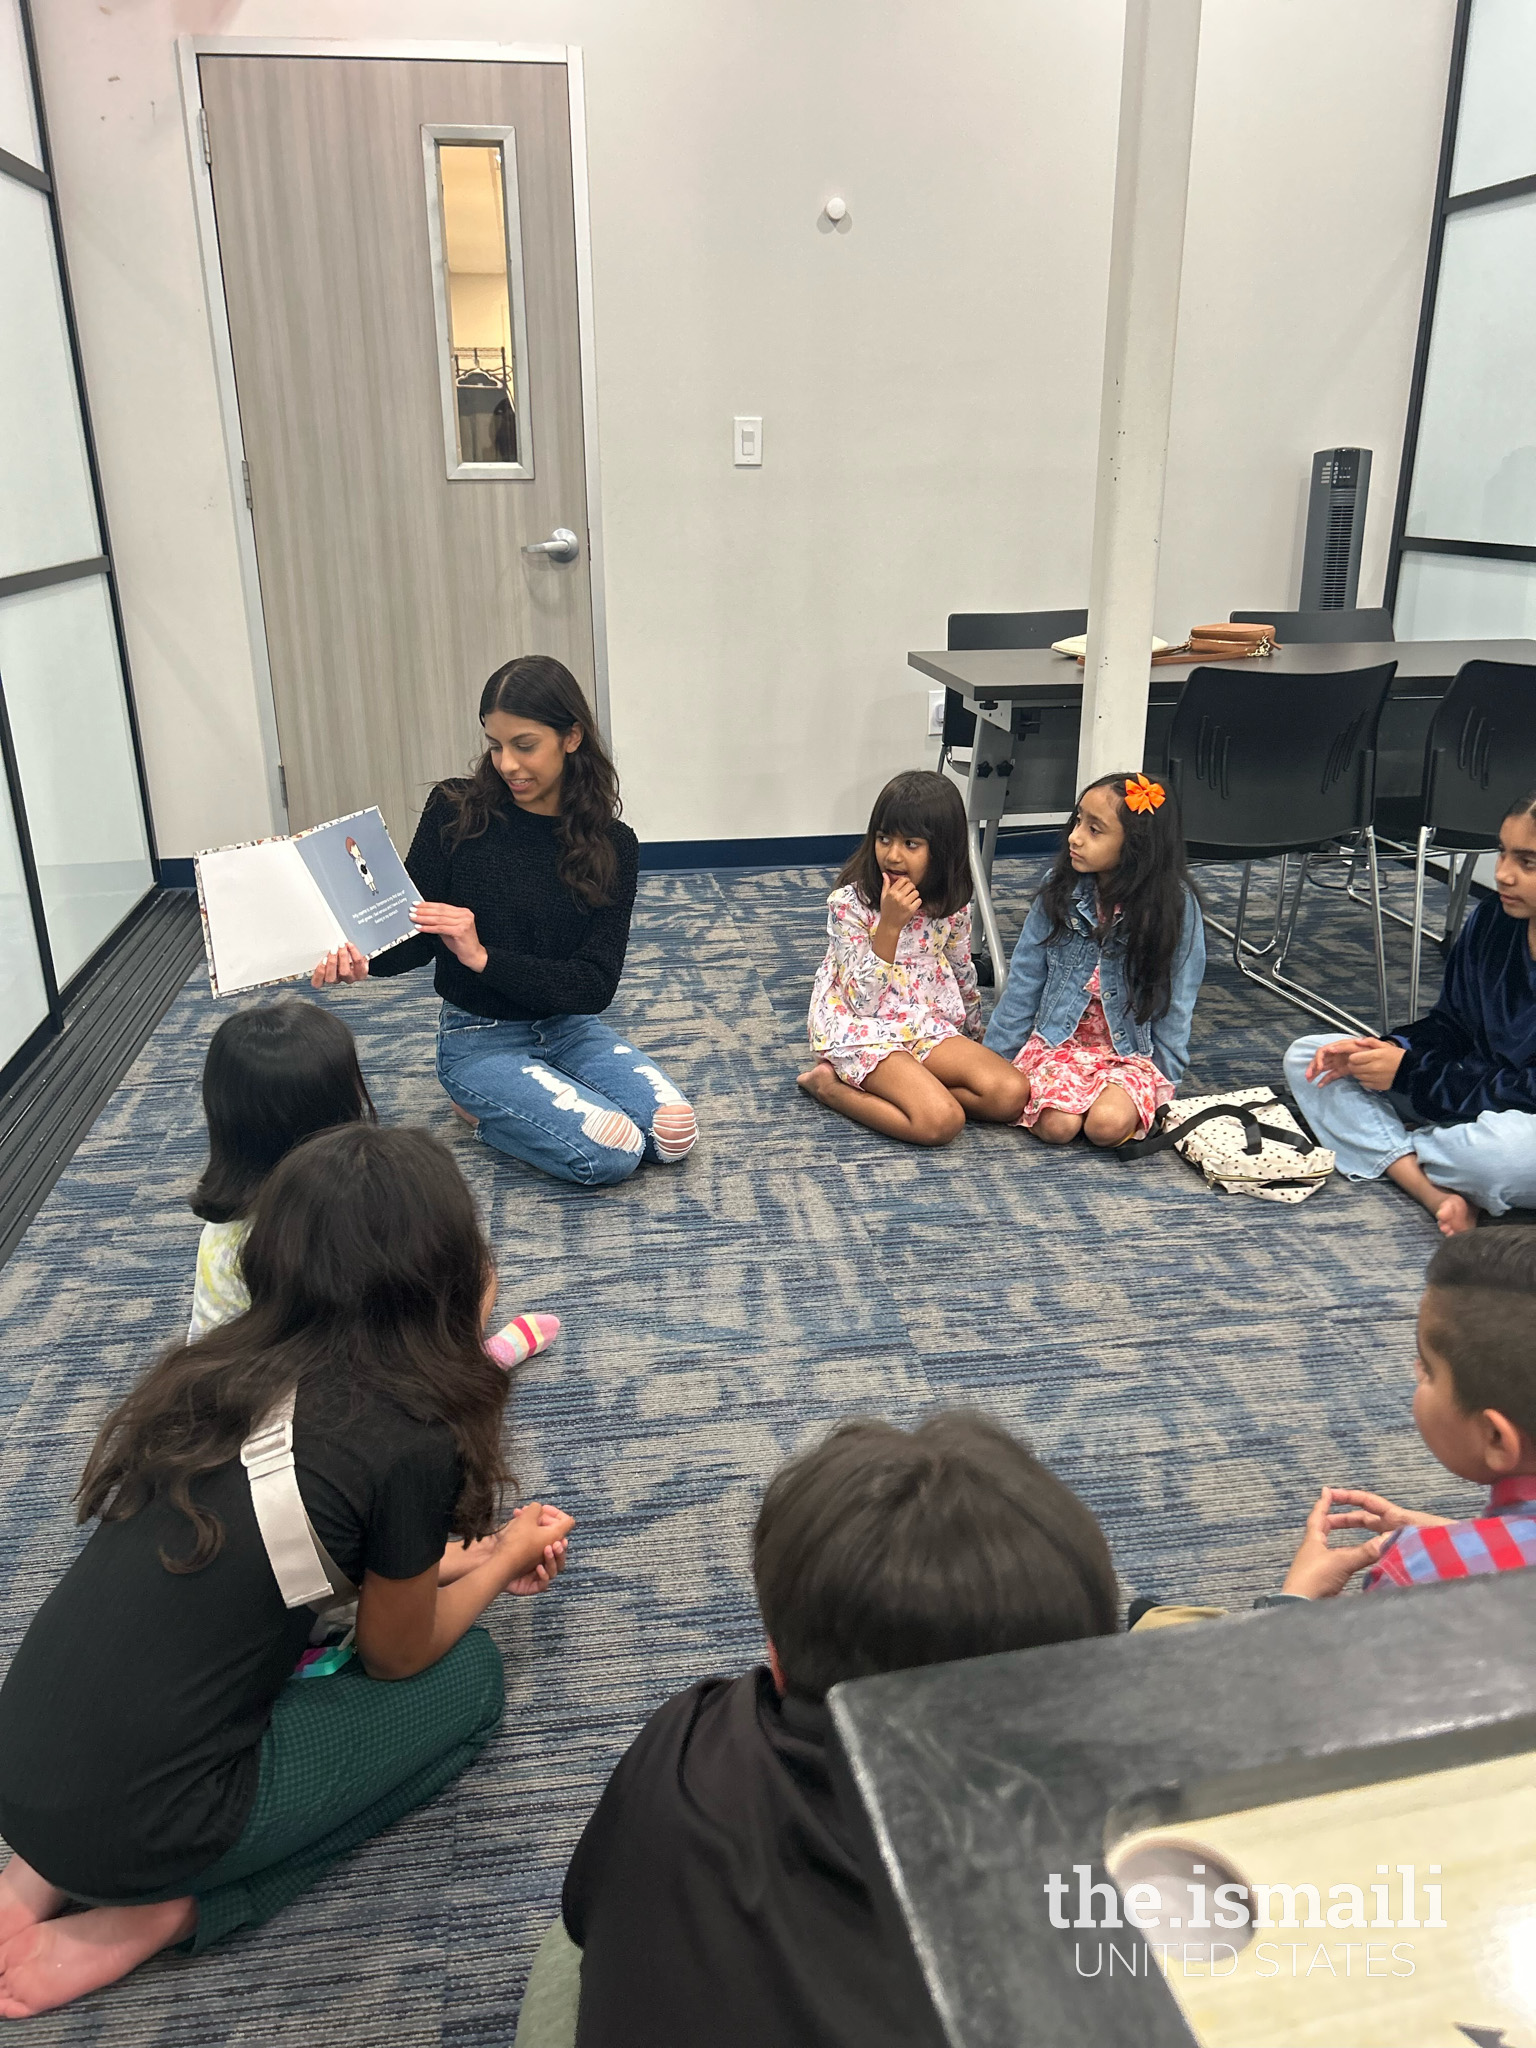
837, 771, 971, 919
191, 999, 375, 1223
82, 1126, 510, 1569
1037, 772, 1195, 1023
437, 655, 622, 907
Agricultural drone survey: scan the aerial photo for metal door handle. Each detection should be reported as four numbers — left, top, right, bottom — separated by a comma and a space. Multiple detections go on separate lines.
522, 527, 580, 563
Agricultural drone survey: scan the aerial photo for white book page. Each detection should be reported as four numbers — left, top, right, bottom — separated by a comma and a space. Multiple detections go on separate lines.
198, 841, 346, 995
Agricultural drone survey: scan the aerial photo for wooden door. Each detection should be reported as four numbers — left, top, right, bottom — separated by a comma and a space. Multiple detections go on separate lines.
200, 56, 594, 839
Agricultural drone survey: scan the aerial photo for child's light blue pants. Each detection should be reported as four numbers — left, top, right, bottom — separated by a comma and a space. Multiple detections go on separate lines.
1284, 1033, 1536, 1216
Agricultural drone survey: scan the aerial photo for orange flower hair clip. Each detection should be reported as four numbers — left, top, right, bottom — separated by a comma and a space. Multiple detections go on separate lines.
1124, 774, 1166, 815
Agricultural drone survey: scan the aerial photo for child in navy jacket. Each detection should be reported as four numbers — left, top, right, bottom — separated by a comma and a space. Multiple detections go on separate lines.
1285, 790, 1536, 1234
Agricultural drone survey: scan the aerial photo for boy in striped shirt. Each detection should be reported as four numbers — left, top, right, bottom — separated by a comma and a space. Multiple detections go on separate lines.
1282, 1228, 1536, 1600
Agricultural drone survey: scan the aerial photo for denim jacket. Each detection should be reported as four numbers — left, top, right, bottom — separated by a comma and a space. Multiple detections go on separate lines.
982, 878, 1205, 1084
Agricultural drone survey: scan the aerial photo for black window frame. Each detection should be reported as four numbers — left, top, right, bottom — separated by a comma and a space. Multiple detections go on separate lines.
0, 0, 162, 1098
1385, 0, 1536, 612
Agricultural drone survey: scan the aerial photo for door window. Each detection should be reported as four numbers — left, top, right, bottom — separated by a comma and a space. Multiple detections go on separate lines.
423, 128, 534, 480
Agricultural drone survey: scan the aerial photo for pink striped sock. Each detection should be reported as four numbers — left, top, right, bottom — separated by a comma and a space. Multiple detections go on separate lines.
485, 1312, 561, 1369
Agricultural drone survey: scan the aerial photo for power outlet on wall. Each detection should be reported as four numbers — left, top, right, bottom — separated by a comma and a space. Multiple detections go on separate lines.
927, 688, 945, 738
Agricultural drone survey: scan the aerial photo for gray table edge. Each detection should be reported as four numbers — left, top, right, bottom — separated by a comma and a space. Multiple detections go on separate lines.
830, 1567, 1536, 2048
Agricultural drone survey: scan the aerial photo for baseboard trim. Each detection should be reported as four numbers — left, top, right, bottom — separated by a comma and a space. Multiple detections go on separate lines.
160, 831, 1061, 885
0, 889, 204, 1272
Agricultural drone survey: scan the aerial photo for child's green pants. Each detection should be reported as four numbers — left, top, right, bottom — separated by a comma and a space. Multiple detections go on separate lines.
186, 1625, 504, 1950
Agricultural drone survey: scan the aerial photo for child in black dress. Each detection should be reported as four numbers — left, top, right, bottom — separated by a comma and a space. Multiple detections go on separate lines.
0, 1125, 572, 2017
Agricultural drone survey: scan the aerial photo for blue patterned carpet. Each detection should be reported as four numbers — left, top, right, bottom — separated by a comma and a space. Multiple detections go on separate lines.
0, 857, 1475, 2045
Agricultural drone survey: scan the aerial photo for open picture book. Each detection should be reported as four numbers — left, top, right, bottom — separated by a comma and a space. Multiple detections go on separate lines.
194, 806, 423, 997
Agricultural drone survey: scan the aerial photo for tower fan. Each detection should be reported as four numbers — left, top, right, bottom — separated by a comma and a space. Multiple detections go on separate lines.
1299, 447, 1371, 609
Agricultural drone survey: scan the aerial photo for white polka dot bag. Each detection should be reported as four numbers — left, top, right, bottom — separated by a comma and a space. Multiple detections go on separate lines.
1118, 1087, 1335, 1203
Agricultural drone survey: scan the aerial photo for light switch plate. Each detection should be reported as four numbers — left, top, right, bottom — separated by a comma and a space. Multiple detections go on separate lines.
928, 688, 945, 737
733, 416, 763, 466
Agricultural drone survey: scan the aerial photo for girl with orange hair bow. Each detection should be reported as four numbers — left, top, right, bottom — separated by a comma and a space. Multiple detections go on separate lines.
984, 772, 1206, 1146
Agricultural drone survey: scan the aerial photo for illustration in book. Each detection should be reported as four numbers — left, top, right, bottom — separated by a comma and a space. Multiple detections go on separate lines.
194, 807, 422, 998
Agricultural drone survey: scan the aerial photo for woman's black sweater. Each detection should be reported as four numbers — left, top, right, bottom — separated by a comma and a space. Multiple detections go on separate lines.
370, 786, 640, 1020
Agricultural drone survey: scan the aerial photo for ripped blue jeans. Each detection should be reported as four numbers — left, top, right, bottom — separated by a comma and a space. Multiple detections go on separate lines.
435, 1005, 694, 1187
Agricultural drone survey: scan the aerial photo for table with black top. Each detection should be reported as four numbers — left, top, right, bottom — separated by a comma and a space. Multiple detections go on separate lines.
909, 637, 1536, 982
829, 1567, 1536, 2048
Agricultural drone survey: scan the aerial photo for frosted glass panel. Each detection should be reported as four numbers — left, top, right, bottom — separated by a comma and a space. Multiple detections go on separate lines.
0, 771, 50, 1069
0, 0, 41, 168
1450, 0, 1536, 196
1405, 193, 1536, 546
0, 176, 99, 580
1395, 551, 1536, 641
0, 576, 152, 985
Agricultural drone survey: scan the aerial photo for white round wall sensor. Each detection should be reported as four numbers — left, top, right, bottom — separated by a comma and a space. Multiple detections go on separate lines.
824, 196, 847, 222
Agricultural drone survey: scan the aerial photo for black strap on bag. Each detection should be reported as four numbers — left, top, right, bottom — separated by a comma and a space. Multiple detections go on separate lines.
1117, 1096, 1318, 1163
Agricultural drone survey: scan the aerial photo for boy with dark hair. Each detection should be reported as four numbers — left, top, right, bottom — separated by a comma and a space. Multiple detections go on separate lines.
557, 1412, 1118, 2048
1282, 1226, 1536, 1599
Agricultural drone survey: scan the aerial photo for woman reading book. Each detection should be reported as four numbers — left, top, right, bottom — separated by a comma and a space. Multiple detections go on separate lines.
312, 656, 697, 1187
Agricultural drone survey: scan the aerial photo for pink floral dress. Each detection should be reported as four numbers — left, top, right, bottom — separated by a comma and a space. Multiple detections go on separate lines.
1013, 964, 1173, 1134
808, 886, 983, 1086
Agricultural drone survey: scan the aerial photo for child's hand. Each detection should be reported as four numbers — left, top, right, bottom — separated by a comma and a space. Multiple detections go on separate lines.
496, 1501, 574, 1596
1304, 1037, 1373, 1084
439, 1534, 499, 1584
877, 872, 924, 933
1345, 1042, 1405, 1093
505, 1535, 570, 1597
1322, 1487, 1450, 1534
1280, 1488, 1386, 1599
871, 872, 924, 964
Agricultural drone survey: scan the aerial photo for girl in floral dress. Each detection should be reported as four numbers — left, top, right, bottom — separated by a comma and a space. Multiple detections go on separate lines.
984, 772, 1206, 1146
799, 772, 1030, 1144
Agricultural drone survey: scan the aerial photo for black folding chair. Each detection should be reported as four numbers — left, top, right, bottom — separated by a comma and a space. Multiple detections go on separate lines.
1227, 607, 1394, 644
1380, 660, 1536, 1018
1166, 662, 1397, 1033
1224, 613, 1406, 936
939, 609, 1088, 769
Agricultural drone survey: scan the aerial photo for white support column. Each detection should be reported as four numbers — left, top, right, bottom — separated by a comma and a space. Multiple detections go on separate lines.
1078, 0, 1202, 788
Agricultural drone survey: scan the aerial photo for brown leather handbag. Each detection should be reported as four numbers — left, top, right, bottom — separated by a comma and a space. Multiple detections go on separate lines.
1075, 623, 1282, 667
1151, 622, 1282, 665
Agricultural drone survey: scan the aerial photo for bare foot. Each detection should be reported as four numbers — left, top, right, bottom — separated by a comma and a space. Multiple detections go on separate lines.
0, 1897, 195, 2017
1435, 1192, 1478, 1237
450, 1100, 479, 1130
797, 1061, 841, 1105
0, 1860, 65, 1948
1386, 1153, 1478, 1234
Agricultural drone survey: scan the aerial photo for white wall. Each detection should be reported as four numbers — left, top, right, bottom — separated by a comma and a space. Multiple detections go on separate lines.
1160, 3, 1454, 630
32, 0, 1455, 855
